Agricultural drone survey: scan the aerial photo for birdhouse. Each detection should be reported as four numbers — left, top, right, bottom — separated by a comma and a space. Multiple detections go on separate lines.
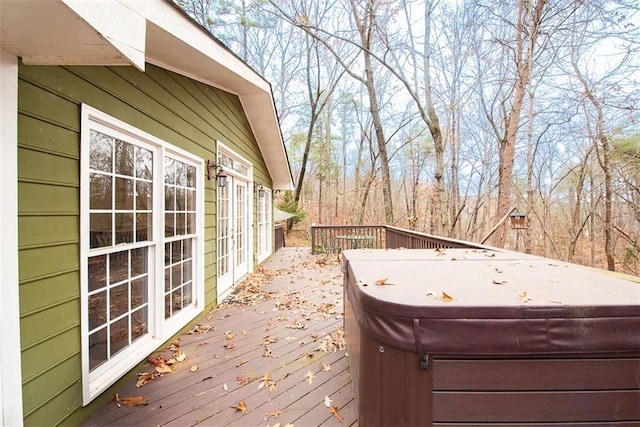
510, 211, 527, 229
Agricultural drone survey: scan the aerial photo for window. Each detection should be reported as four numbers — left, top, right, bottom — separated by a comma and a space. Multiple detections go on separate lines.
256, 188, 272, 262
80, 106, 204, 404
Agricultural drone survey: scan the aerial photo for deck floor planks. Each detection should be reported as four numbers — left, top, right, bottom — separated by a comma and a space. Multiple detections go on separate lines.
83, 248, 357, 427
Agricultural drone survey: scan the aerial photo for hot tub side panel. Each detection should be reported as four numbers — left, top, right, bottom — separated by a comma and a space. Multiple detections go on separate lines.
432, 356, 640, 424
345, 288, 434, 426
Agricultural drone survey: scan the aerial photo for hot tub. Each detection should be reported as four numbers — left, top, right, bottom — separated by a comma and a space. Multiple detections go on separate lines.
342, 248, 640, 426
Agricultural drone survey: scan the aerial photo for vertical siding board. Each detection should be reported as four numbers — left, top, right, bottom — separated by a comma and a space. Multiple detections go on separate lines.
17, 61, 267, 425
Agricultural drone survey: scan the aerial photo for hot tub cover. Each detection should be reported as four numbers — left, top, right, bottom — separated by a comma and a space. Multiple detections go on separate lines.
343, 248, 640, 356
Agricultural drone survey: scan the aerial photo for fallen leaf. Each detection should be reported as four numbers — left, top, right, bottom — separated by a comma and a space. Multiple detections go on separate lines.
190, 365, 198, 373
495, 267, 504, 273
236, 359, 249, 367
236, 375, 250, 386
484, 252, 496, 257
223, 383, 229, 391
324, 395, 333, 407
201, 376, 213, 382
305, 370, 315, 385
224, 342, 236, 350
242, 330, 249, 336
154, 363, 173, 374
266, 409, 282, 419
186, 323, 212, 334
331, 406, 346, 425
225, 331, 236, 340
493, 279, 508, 285
442, 292, 453, 303
321, 361, 331, 371
175, 352, 187, 362
119, 396, 148, 407
519, 291, 532, 303
231, 400, 247, 413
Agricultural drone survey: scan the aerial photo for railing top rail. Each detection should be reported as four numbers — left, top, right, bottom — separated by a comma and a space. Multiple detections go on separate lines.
384, 225, 493, 250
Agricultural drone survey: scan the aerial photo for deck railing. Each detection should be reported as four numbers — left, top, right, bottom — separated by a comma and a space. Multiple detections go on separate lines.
274, 223, 286, 251
310, 224, 488, 254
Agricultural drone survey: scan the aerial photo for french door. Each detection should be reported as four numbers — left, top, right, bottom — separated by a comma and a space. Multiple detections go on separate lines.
217, 177, 250, 298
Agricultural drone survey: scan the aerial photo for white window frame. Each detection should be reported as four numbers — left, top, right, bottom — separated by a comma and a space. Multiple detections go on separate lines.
80, 105, 205, 404
256, 188, 272, 263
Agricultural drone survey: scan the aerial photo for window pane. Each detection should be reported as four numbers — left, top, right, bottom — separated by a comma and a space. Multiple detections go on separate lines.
136, 147, 153, 180
110, 316, 129, 357
172, 289, 182, 314
136, 181, 152, 210
164, 186, 175, 210
110, 283, 128, 319
89, 291, 106, 330
131, 247, 147, 277
89, 131, 113, 172
183, 239, 192, 259
182, 282, 192, 307
172, 241, 182, 263
187, 165, 196, 188
90, 173, 112, 210
164, 157, 175, 185
164, 242, 171, 266
131, 277, 147, 309
131, 306, 148, 342
171, 264, 181, 289
115, 140, 134, 176
89, 327, 107, 371
176, 213, 186, 235
109, 251, 129, 284
115, 213, 134, 244
183, 259, 192, 283
165, 213, 175, 237
177, 162, 187, 187
186, 189, 195, 211
164, 294, 171, 319
90, 213, 112, 248
176, 188, 185, 211
164, 267, 171, 292
136, 213, 151, 242
115, 177, 134, 210
88, 255, 107, 292
186, 213, 195, 235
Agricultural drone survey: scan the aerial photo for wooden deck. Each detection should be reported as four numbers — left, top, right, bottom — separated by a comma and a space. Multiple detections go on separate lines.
83, 248, 357, 427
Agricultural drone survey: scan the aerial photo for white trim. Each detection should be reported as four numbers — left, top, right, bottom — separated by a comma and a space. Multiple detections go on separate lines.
0, 49, 24, 426
80, 105, 205, 404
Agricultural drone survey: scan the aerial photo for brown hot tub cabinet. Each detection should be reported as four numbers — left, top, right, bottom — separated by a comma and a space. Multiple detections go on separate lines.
342, 249, 640, 426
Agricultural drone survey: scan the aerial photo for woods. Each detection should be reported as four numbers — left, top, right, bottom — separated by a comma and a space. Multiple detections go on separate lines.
174, 0, 640, 274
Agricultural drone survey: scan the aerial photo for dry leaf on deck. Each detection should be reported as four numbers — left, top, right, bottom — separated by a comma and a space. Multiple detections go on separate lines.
375, 278, 390, 285
231, 400, 247, 413
225, 331, 236, 340
190, 365, 198, 373
331, 406, 346, 425
266, 409, 282, 419
119, 396, 148, 407
175, 352, 187, 362
493, 279, 508, 285
136, 371, 156, 387
321, 361, 331, 371
224, 342, 236, 350
519, 291, 532, 303
442, 292, 453, 303
236, 375, 250, 386
154, 363, 173, 374
223, 383, 229, 391
304, 370, 315, 385
324, 395, 333, 408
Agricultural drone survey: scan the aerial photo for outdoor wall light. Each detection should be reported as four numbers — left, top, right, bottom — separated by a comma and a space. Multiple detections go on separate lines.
206, 160, 228, 188
255, 183, 265, 197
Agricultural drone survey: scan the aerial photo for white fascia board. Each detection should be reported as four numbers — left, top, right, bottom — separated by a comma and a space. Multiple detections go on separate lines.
61, 0, 146, 70
0, 48, 24, 427
128, 0, 269, 94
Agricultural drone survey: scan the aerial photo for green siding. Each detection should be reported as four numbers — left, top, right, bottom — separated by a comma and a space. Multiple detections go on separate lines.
17, 62, 272, 426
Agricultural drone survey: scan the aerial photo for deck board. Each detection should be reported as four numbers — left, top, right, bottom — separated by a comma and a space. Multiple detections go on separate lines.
83, 248, 357, 427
